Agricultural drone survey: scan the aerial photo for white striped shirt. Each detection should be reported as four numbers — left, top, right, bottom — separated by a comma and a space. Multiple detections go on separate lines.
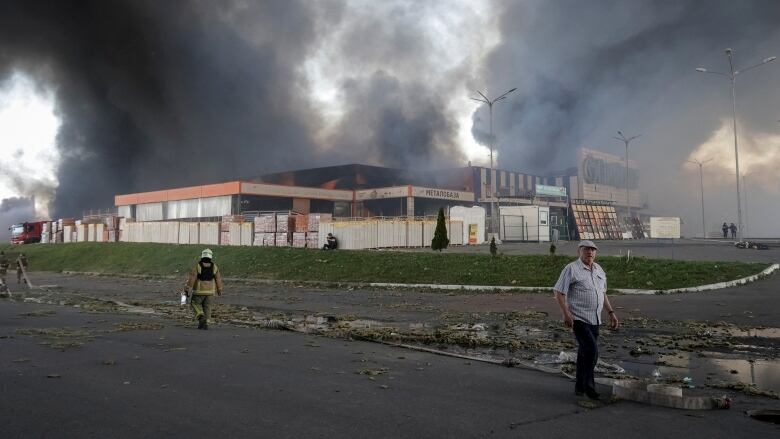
553, 258, 607, 325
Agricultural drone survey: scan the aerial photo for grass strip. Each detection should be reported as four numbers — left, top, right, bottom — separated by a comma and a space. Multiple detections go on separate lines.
0, 242, 769, 290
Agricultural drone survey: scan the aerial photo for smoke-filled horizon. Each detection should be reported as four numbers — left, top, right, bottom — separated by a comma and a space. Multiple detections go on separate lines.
1, 0, 779, 236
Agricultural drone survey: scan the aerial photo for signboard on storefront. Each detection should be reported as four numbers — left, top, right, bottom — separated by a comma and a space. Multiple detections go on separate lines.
411, 186, 475, 202
535, 184, 567, 198
355, 186, 410, 201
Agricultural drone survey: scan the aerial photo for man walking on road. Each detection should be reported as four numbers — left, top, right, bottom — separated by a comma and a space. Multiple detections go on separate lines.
553, 240, 619, 400
184, 249, 224, 330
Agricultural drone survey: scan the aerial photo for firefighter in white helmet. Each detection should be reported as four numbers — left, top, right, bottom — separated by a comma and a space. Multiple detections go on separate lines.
184, 248, 224, 330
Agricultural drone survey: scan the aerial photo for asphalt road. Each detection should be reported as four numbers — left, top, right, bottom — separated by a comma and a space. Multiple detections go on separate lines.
2, 239, 779, 437
2, 299, 778, 438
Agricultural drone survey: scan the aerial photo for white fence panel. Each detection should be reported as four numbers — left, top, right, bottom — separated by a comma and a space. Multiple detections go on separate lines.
199, 222, 219, 245
407, 222, 423, 247
229, 223, 242, 246
240, 223, 253, 246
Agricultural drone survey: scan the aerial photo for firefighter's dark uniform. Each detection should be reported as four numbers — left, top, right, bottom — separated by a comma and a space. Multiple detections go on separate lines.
17, 254, 28, 284
185, 256, 223, 330
0, 252, 9, 290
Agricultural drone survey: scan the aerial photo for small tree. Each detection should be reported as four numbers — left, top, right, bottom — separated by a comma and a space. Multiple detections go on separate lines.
431, 207, 450, 251
489, 236, 498, 257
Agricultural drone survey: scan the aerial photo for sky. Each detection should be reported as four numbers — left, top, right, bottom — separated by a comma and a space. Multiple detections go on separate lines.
0, 0, 779, 238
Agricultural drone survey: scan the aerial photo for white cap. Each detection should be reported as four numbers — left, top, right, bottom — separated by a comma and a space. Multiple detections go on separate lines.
201, 248, 213, 259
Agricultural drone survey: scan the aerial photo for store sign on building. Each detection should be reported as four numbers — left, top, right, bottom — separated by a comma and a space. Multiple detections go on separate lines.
535, 184, 567, 198
411, 186, 475, 202
355, 186, 409, 201
579, 148, 639, 190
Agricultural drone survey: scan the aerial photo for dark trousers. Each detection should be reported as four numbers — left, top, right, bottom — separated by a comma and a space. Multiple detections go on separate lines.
572, 320, 599, 394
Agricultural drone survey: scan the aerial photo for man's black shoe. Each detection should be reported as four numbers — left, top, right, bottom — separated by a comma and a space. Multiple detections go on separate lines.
197, 315, 206, 330
585, 391, 601, 400
202, 321, 209, 330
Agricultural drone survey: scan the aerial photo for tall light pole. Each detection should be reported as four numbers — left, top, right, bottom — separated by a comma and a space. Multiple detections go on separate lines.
742, 173, 750, 238
687, 158, 712, 238
613, 131, 640, 221
471, 87, 517, 239
696, 48, 776, 241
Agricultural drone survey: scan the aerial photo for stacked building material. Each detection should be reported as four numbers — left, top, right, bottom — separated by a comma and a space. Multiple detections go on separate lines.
305, 232, 319, 248
275, 213, 290, 234
41, 222, 50, 244
253, 213, 276, 246
307, 213, 331, 232
219, 215, 243, 245
253, 233, 275, 246
254, 214, 276, 232
275, 232, 289, 246
292, 214, 308, 233
291, 232, 306, 248
103, 216, 119, 242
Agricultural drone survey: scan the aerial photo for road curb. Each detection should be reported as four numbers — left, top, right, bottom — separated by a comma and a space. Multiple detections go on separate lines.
615, 263, 779, 295
60, 263, 779, 295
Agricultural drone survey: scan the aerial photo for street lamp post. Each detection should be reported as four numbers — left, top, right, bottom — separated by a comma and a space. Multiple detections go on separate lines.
742, 173, 750, 238
613, 131, 640, 221
696, 48, 776, 241
687, 158, 712, 238
471, 87, 517, 240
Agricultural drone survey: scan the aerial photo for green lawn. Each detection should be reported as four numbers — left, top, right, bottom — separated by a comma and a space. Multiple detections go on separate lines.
0, 242, 770, 290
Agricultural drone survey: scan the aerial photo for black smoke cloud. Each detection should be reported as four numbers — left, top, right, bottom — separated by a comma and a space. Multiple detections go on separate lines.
0, 0, 465, 218
0, 197, 34, 242
478, 0, 780, 236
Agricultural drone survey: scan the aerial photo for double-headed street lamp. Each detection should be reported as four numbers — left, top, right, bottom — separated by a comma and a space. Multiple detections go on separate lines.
613, 131, 640, 221
687, 158, 712, 238
471, 87, 517, 238
696, 48, 776, 241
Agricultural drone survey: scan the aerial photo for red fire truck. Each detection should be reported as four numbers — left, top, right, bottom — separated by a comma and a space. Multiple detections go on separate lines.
9, 221, 46, 245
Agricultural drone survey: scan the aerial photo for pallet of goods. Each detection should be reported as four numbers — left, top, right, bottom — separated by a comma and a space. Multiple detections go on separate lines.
254, 214, 276, 233
291, 232, 306, 248
307, 213, 332, 232
253, 232, 275, 247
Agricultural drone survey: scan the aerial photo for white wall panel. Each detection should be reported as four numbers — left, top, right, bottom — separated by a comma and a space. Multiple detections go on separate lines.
240, 223, 253, 246
199, 196, 232, 218
137, 203, 164, 222
199, 222, 219, 245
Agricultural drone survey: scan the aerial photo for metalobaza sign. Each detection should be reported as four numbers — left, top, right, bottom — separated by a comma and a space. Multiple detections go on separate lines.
412, 186, 475, 202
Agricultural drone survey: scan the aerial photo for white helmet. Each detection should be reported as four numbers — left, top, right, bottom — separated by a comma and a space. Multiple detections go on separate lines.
201, 248, 213, 259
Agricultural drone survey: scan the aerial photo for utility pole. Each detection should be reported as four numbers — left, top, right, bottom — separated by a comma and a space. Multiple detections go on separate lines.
471, 87, 517, 240
687, 158, 712, 238
696, 49, 776, 241
613, 131, 640, 221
